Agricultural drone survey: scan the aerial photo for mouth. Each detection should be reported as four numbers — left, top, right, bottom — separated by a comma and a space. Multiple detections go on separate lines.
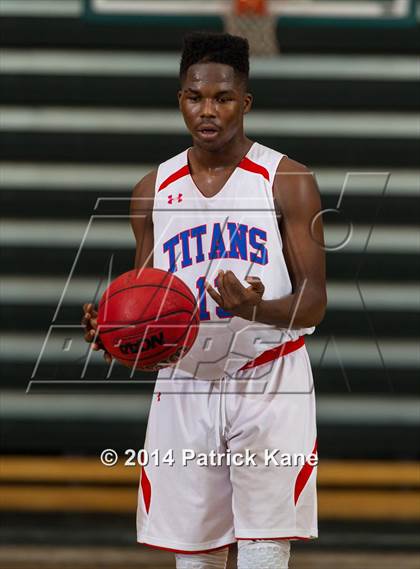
197, 126, 220, 140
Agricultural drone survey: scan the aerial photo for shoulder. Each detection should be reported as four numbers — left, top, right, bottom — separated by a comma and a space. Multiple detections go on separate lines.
277, 156, 313, 177
130, 169, 158, 218
274, 156, 321, 214
132, 169, 158, 199
275, 156, 318, 194
131, 147, 188, 202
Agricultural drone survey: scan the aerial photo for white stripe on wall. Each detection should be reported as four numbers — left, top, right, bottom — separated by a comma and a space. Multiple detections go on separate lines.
1, 390, 418, 424
1, 277, 419, 310
316, 396, 420, 426
1, 50, 418, 81
0, 0, 410, 21
1, 163, 419, 196
2, 219, 418, 252
0, 0, 81, 17
1, 107, 418, 138
1, 333, 418, 368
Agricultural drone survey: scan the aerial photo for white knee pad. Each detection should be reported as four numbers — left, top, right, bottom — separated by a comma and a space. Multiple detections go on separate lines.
237, 539, 290, 569
175, 546, 229, 569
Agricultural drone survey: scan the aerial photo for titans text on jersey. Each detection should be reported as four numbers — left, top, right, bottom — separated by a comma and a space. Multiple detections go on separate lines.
162, 221, 269, 273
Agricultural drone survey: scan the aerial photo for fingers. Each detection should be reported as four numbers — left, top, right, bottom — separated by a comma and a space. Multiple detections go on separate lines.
140, 361, 164, 372
205, 270, 248, 309
142, 347, 187, 372
205, 271, 265, 319
81, 311, 90, 327
224, 270, 246, 296
204, 279, 223, 306
82, 304, 98, 322
218, 270, 245, 306
81, 303, 99, 340
214, 270, 230, 302
82, 302, 113, 364
82, 315, 98, 330
82, 303, 97, 319
93, 336, 112, 363
245, 276, 265, 295
245, 276, 261, 284
84, 303, 97, 316
84, 328, 95, 343
88, 335, 105, 352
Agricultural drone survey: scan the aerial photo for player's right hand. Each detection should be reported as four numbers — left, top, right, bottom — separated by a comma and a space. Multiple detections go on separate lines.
81, 303, 180, 371
81, 303, 112, 364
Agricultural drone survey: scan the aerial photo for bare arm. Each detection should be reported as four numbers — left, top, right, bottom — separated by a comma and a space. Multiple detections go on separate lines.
206, 157, 327, 328
254, 157, 327, 328
130, 170, 181, 370
130, 170, 157, 269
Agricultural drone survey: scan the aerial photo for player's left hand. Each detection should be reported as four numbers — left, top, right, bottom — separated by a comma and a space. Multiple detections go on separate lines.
205, 270, 265, 321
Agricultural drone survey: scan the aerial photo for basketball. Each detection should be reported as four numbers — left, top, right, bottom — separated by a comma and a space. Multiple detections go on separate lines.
97, 268, 200, 369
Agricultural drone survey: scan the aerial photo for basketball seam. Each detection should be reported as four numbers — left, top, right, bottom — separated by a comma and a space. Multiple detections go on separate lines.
98, 267, 170, 310
99, 282, 197, 311
98, 309, 196, 336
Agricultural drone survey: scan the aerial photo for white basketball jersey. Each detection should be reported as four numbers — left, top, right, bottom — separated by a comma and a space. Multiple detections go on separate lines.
153, 142, 314, 380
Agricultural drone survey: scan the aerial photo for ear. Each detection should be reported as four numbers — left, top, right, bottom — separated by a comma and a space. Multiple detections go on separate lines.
243, 92, 253, 115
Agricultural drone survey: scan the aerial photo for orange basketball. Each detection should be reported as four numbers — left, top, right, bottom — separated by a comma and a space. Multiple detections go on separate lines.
97, 268, 200, 369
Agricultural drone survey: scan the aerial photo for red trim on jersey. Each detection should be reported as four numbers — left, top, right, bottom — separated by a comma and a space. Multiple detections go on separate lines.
158, 164, 190, 192
139, 541, 234, 554
238, 156, 270, 182
140, 468, 151, 514
294, 439, 318, 505
238, 336, 305, 372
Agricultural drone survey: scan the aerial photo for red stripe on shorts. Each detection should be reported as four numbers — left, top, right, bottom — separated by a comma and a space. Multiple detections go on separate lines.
294, 439, 318, 505
239, 336, 305, 372
140, 467, 152, 514
158, 164, 190, 192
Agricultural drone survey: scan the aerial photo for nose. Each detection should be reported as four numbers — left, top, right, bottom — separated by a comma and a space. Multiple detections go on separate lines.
200, 98, 216, 118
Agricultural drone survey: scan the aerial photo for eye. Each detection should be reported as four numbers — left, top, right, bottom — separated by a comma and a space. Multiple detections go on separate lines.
218, 97, 232, 103
188, 95, 200, 102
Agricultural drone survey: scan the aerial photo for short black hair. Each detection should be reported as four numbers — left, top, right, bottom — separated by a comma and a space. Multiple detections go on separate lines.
180, 31, 249, 85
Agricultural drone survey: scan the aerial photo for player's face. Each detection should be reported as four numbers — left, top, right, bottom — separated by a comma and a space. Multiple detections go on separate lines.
178, 63, 252, 151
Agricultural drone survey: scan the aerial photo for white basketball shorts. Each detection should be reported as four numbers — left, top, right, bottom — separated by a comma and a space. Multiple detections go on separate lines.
136, 336, 318, 553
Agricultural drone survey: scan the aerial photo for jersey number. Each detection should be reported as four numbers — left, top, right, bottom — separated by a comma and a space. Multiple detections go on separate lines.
196, 276, 232, 321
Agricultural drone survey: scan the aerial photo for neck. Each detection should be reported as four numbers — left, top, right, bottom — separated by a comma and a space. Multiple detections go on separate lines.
190, 134, 253, 171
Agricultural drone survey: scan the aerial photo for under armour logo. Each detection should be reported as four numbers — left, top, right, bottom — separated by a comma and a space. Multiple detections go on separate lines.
168, 193, 183, 204
157, 392, 161, 402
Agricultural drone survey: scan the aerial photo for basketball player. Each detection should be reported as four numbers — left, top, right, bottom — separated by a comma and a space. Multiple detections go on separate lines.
83, 32, 326, 569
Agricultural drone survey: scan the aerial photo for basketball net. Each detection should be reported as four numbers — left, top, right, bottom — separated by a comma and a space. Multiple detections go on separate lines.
224, 0, 279, 56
